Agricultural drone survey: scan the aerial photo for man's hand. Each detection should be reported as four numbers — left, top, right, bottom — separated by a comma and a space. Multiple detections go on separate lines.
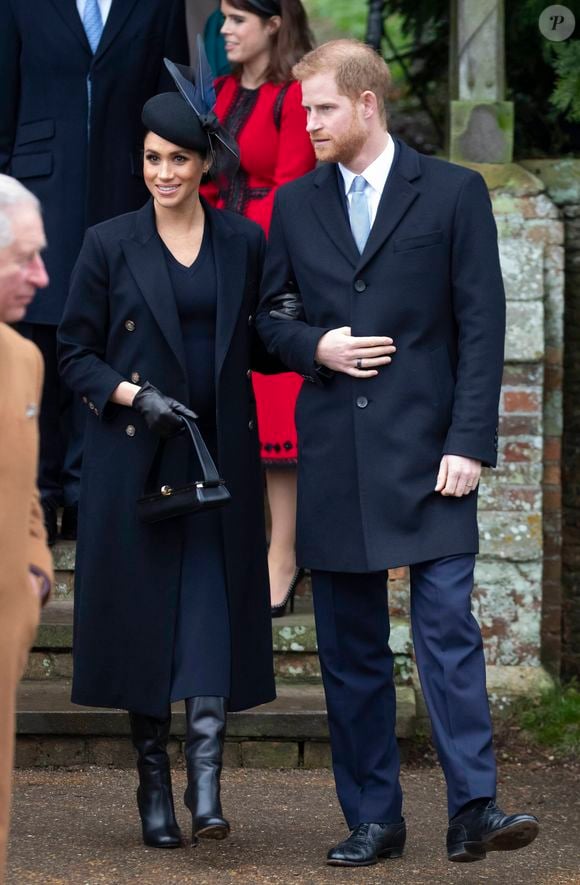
435, 455, 482, 497
315, 327, 396, 378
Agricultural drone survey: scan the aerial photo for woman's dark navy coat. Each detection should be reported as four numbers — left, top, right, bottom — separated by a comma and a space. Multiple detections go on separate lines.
58, 201, 276, 718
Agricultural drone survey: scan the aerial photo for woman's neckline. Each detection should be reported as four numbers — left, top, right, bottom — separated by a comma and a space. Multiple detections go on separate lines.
160, 221, 209, 271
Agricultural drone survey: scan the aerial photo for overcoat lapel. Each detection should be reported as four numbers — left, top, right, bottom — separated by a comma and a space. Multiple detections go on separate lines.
48, 0, 91, 55
207, 206, 249, 382
120, 203, 187, 383
311, 165, 359, 268
357, 139, 421, 272
94, 0, 140, 62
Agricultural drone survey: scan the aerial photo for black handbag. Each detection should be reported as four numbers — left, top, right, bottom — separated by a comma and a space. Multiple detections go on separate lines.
137, 415, 231, 524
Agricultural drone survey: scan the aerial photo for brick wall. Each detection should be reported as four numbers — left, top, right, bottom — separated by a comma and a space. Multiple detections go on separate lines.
520, 160, 580, 678
388, 164, 565, 689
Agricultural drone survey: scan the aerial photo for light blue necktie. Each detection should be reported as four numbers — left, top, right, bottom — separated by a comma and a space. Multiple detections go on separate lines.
82, 0, 104, 53
348, 175, 371, 254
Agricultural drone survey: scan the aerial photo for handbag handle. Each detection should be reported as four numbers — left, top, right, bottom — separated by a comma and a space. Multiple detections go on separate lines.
178, 414, 222, 486
143, 414, 224, 496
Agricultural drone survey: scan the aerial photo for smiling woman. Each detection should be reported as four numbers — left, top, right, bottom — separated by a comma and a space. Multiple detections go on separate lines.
56, 66, 279, 861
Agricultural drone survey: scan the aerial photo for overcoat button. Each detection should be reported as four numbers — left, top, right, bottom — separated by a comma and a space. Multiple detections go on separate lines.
125, 424, 136, 437
248, 314, 253, 326
125, 319, 136, 332
89, 401, 95, 410
354, 279, 367, 293
356, 396, 368, 409
248, 419, 255, 430
131, 372, 141, 384
82, 396, 88, 404
246, 369, 252, 379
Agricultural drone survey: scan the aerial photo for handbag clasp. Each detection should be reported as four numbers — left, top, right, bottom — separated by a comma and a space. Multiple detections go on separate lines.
160, 485, 173, 496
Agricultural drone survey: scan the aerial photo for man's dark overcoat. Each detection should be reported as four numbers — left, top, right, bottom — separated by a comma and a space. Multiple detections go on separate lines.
256, 139, 506, 573
0, 0, 188, 324
58, 201, 276, 718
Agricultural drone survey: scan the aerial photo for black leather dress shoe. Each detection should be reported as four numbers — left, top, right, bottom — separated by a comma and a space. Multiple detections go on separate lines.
42, 499, 58, 547
447, 800, 539, 862
327, 821, 406, 867
60, 504, 78, 540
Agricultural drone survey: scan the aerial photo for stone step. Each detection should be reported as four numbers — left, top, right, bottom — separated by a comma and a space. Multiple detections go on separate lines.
26, 600, 414, 684
51, 541, 317, 603
15, 680, 417, 768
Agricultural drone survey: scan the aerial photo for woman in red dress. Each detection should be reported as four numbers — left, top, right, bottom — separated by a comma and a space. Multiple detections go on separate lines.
202, 0, 315, 613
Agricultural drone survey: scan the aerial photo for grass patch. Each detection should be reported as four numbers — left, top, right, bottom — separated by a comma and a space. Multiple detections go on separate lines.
500, 681, 580, 759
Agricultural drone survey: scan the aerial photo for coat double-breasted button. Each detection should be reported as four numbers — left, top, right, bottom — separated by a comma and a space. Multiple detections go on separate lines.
356, 396, 368, 409
248, 314, 253, 326
131, 372, 141, 384
125, 424, 136, 437
248, 419, 255, 430
125, 319, 136, 332
82, 395, 88, 404
246, 369, 252, 379
89, 401, 95, 410
354, 279, 367, 293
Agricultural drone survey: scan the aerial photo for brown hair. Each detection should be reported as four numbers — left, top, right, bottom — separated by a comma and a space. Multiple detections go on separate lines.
293, 39, 391, 126
226, 0, 314, 84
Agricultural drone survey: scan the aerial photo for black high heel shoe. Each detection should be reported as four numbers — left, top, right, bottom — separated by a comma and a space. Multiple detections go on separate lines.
271, 568, 305, 618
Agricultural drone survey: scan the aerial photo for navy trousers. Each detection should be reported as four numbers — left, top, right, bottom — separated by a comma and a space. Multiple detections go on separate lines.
17, 323, 85, 507
311, 554, 496, 828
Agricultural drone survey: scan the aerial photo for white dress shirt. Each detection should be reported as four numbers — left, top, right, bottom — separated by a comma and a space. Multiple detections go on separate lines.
76, 0, 113, 24
339, 134, 395, 226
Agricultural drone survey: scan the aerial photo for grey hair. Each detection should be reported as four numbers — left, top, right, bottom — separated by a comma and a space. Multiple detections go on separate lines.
0, 175, 40, 249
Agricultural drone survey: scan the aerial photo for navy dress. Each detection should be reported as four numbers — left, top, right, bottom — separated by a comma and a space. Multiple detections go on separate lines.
161, 223, 231, 703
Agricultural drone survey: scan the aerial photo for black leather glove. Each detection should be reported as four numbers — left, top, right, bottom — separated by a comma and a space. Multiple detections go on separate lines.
132, 381, 197, 438
268, 290, 305, 321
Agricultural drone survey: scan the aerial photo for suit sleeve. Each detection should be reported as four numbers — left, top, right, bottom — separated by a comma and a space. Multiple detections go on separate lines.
443, 172, 506, 467
251, 81, 316, 235
249, 228, 284, 374
256, 192, 330, 378
158, 0, 190, 91
27, 347, 54, 594
58, 228, 126, 418
0, 0, 21, 171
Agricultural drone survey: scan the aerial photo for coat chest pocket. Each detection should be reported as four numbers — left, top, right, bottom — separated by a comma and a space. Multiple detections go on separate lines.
393, 230, 444, 252
15, 119, 55, 147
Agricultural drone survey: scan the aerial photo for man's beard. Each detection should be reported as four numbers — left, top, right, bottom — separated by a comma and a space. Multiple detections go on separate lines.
312, 113, 367, 166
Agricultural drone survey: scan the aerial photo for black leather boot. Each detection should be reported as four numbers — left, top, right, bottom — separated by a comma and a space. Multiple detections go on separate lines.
184, 696, 230, 841
129, 711, 183, 848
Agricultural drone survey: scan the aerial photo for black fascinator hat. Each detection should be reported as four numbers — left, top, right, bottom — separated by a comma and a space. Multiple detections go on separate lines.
141, 37, 239, 181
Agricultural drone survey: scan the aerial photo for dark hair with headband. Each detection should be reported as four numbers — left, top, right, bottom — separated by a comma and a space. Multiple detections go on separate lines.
226, 0, 314, 83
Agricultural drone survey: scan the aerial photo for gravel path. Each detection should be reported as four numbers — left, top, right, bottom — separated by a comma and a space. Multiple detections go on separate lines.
7, 763, 580, 884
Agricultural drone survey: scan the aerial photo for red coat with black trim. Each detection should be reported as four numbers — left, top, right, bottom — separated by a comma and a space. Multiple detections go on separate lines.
201, 76, 315, 234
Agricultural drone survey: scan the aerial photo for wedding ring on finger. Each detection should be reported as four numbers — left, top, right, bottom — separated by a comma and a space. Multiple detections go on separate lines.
356, 358, 363, 370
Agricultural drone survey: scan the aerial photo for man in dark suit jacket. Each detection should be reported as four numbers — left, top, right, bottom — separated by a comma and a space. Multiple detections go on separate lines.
0, 0, 188, 543
256, 39, 539, 868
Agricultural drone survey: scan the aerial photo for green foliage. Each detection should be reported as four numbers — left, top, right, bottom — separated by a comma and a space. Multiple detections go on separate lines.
550, 42, 580, 123
303, 0, 368, 40
511, 681, 580, 756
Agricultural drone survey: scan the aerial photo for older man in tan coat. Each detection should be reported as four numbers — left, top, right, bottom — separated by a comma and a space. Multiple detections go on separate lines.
0, 174, 51, 883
